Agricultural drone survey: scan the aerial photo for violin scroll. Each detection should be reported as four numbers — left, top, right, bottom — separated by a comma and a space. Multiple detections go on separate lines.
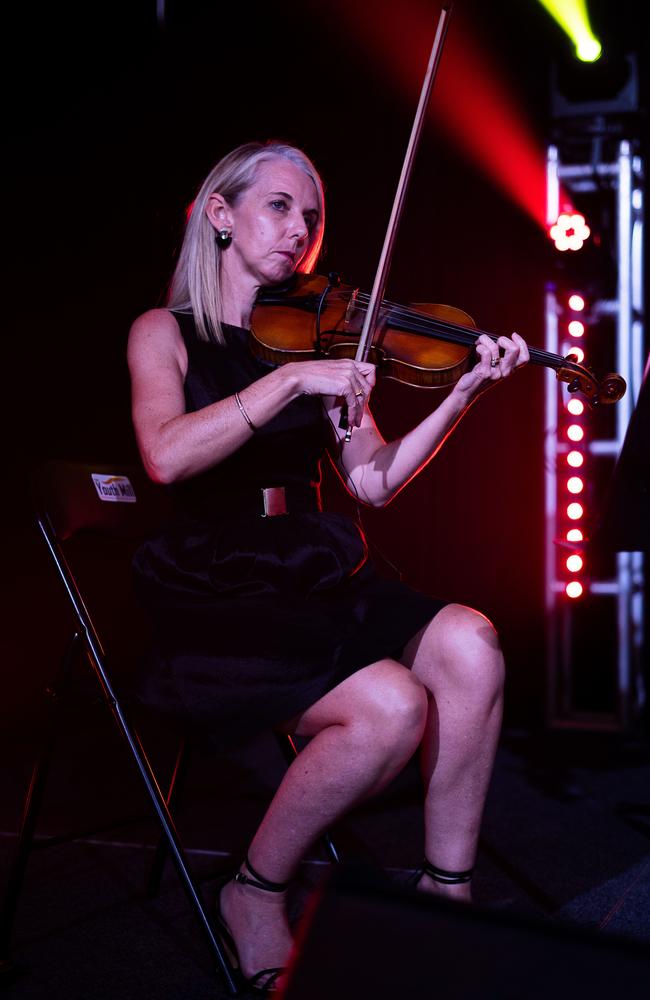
556, 354, 627, 406
597, 372, 627, 404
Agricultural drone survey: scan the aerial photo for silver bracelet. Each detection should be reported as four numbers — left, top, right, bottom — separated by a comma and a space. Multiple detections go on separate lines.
234, 391, 257, 432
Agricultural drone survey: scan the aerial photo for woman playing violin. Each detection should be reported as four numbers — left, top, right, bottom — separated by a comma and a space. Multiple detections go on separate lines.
127, 139, 529, 993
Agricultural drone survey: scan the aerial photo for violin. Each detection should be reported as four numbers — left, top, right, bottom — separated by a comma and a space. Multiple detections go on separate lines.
252, 272, 627, 406
253, 5, 626, 417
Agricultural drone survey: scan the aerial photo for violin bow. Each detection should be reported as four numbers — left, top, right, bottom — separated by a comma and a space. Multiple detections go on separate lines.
344, 2, 455, 441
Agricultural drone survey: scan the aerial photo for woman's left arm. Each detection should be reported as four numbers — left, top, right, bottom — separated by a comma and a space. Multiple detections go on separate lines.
327, 333, 529, 507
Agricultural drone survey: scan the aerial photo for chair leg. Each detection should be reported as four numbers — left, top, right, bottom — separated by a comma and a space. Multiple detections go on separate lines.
33, 516, 239, 992
2, 628, 240, 995
101, 700, 239, 994
0, 631, 82, 964
275, 733, 341, 865
145, 737, 191, 897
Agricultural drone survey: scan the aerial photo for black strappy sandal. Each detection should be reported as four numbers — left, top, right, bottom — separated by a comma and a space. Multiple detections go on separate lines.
216, 856, 290, 995
410, 857, 474, 888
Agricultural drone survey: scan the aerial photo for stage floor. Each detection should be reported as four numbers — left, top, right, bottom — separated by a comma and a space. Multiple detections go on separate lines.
3, 705, 650, 998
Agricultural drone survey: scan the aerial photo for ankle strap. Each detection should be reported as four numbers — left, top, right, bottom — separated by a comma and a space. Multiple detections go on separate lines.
421, 858, 474, 885
234, 856, 289, 893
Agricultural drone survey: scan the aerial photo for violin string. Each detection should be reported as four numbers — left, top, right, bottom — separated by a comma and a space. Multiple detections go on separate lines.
363, 295, 564, 367
354, 292, 549, 357
343, 292, 569, 369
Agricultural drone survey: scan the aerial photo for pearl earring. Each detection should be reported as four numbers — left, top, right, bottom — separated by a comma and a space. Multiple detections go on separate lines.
216, 228, 232, 249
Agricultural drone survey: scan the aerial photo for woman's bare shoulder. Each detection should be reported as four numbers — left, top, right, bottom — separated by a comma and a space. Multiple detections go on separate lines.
128, 307, 182, 340
128, 308, 185, 360
127, 309, 187, 370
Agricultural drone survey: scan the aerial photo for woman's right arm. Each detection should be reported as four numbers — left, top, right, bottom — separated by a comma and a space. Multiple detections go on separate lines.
127, 309, 298, 483
127, 309, 376, 484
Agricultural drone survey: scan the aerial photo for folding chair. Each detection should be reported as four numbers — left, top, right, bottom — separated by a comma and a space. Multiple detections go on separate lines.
0, 458, 338, 993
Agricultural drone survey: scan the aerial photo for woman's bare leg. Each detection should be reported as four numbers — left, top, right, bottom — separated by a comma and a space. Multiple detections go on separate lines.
401, 603, 505, 902
220, 659, 428, 981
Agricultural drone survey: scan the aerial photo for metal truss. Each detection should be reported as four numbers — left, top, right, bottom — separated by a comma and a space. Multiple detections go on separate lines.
545, 137, 645, 730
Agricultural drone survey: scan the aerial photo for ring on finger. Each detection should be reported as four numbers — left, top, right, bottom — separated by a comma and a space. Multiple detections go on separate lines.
490, 357, 501, 368
354, 389, 364, 397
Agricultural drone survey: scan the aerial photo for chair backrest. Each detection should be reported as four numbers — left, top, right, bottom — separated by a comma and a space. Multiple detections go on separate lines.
33, 459, 174, 681
33, 460, 173, 542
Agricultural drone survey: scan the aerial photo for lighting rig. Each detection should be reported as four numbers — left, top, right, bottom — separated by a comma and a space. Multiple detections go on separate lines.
544, 43, 645, 730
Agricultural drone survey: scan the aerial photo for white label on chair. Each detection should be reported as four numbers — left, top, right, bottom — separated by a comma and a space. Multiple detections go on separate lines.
91, 474, 137, 503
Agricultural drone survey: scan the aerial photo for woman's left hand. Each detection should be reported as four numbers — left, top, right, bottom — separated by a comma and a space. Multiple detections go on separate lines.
452, 332, 529, 402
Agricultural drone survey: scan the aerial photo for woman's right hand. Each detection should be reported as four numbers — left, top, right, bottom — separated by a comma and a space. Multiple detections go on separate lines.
282, 359, 376, 427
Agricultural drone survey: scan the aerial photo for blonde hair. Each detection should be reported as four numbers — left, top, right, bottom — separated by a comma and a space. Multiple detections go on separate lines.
166, 141, 326, 343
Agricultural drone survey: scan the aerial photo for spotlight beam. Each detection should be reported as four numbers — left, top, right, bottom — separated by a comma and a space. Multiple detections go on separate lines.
536, 0, 602, 62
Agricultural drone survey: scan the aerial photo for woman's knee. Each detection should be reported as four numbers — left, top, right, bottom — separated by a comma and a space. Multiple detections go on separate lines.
349, 661, 429, 748
426, 604, 505, 697
289, 659, 428, 744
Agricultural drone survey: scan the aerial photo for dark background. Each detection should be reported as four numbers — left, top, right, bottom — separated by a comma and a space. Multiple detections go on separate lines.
3, 0, 647, 729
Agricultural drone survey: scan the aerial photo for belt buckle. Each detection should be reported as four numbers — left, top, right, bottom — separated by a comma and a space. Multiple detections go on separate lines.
261, 486, 287, 517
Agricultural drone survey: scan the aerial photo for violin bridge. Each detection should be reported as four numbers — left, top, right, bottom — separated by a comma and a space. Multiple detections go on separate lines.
344, 288, 361, 332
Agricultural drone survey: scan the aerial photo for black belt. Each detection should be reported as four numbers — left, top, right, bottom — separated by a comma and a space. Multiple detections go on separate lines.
207, 483, 322, 518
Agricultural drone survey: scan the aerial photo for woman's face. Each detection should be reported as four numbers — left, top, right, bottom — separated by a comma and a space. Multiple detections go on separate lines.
212, 158, 321, 287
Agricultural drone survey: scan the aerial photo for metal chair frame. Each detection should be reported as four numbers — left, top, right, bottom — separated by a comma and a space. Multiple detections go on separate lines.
0, 460, 339, 994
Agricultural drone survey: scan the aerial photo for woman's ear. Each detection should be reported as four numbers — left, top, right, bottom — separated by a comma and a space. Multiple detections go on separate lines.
206, 192, 233, 232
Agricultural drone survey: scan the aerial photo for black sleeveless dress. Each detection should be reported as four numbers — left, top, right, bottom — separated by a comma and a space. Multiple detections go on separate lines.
131, 313, 446, 746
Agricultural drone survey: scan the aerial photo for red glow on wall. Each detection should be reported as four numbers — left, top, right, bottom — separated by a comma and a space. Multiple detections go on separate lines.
322, 0, 547, 228
430, 24, 546, 227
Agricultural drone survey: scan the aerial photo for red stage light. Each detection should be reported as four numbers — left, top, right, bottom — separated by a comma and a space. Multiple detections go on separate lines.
567, 399, 585, 415
567, 346, 585, 363
568, 320, 585, 337
568, 294, 585, 311
567, 450, 584, 467
566, 528, 583, 541
566, 554, 584, 573
567, 502, 584, 520
566, 581, 584, 598
550, 213, 590, 251
567, 424, 584, 442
